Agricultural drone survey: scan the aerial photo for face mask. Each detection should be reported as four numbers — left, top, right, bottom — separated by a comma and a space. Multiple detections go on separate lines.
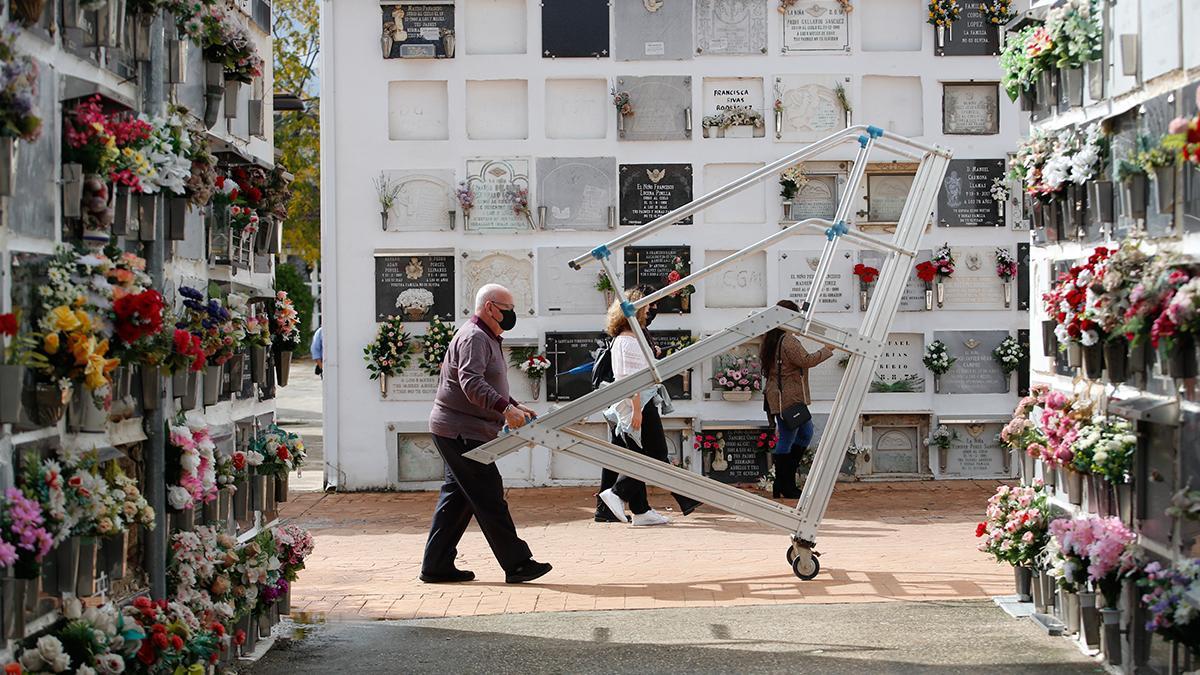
496, 307, 517, 331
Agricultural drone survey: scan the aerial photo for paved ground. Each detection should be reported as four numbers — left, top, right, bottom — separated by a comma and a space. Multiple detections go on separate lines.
250, 602, 1099, 674
276, 359, 325, 493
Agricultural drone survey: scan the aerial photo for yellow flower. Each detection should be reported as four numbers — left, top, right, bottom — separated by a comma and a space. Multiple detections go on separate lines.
43, 333, 60, 355
69, 333, 95, 366
51, 305, 81, 332
74, 309, 92, 333
85, 353, 110, 390
91, 122, 105, 132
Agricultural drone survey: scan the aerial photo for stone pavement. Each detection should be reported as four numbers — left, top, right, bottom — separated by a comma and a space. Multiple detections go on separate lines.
275, 359, 325, 493
279, 480, 1015, 622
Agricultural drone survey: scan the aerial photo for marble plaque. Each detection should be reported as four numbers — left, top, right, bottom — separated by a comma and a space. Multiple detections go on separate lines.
544, 331, 609, 401
704, 250, 767, 309
781, 0, 850, 53
860, 249, 931, 312
941, 246, 1008, 311
934, 330, 1010, 395
940, 423, 1007, 478
866, 174, 914, 222
649, 330, 693, 400
613, 0, 694, 61
537, 157, 616, 231
374, 253, 455, 322
870, 425, 920, 474
696, 0, 767, 55
464, 157, 534, 232
625, 246, 691, 314
775, 75, 851, 142
396, 433, 444, 482
541, 0, 609, 58
937, 159, 1006, 227
791, 174, 840, 221
800, 336, 846, 401
537, 247, 610, 315
460, 250, 535, 318
703, 163, 765, 223
937, 2, 1000, 56
702, 428, 771, 484
387, 80, 449, 140
616, 76, 692, 141
10, 59, 55, 239
943, 83, 999, 135
544, 79, 608, 140
380, 4, 454, 59
703, 77, 765, 138
778, 249, 854, 313
870, 333, 926, 393
465, 80, 528, 140
383, 169, 454, 231
619, 163, 693, 226
1017, 242, 1030, 312
384, 357, 440, 400
1017, 328, 1030, 396
464, 0, 526, 55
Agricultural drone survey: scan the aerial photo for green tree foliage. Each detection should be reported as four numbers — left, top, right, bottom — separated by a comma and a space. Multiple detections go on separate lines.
276, 262, 316, 353
274, 0, 320, 263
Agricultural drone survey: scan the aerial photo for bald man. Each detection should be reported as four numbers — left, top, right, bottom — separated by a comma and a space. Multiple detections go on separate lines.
421, 284, 552, 584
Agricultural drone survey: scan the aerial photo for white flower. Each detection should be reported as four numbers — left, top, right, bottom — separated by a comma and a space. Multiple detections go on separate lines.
95, 653, 125, 674
63, 596, 83, 620
19, 650, 46, 672
1081, 330, 1099, 347
168, 486, 193, 510
77, 666, 98, 675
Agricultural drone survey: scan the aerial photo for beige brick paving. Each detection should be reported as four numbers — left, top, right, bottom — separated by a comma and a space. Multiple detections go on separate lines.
282, 481, 1012, 621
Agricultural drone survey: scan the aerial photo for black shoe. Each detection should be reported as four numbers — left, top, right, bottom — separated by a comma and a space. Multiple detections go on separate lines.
419, 568, 475, 583
505, 560, 552, 584
676, 496, 702, 516
594, 498, 622, 522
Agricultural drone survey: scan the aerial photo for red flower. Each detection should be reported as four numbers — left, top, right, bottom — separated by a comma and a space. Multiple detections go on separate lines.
666, 270, 682, 284
915, 261, 937, 283
853, 264, 879, 284
0, 313, 16, 337
212, 622, 226, 636
152, 623, 166, 634
152, 632, 169, 649
277, 447, 290, 461
170, 635, 184, 651
234, 630, 247, 646
114, 290, 165, 344
975, 522, 987, 537
137, 643, 157, 665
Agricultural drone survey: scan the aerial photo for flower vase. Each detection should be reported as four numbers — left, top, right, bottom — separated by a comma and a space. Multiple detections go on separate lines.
203, 364, 223, 406
617, 114, 626, 137
1101, 608, 1122, 665
275, 473, 289, 503
243, 616, 258, 653
1103, 341, 1128, 383
68, 386, 109, 433
183, 371, 200, 411
75, 537, 98, 597
1019, 87, 1035, 112
1066, 343, 1082, 369
1021, 453, 1036, 486
224, 80, 243, 120
1079, 591, 1102, 647
170, 508, 195, 533
380, 210, 389, 231
233, 478, 250, 521
442, 31, 454, 57
721, 390, 753, 402
603, 291, 614, 308
252, 475, 269, 512
227, 353, 245, 396
529, 377, 541, 401
258, 612, 271, 638
280, 584, 291, 615
1, 572, 26, 640
935, 281, 944, 308
1082, 343, 1104, 380
22, 382, 69, 428
1155, 166, 1176, 214
1062, 590, 1080, 636
859, 289, 868, 312
1167, 333, 1199, 379
269, 600, 279, 626
844, 109, 852, 128
1030, 569, 1046, 612
54, 537, 81, 598
136, 192, 160, 241
0, 365, 27, 425
1041, 320, 1058, 358
218, 487, 233, 525
774, 109, 783, 138
936, 25, 945, 51
681, 295, 691, 312
167, 38, 188, 84
167, 196, 188, 240
1089, 180, 1115, 224
275, 348, 293, 387
781, 201, 794, 222
250, 346, 267, 384
100, 531, 127, 581
1013, 566, 1032, 602
1066, 469, 1084, 506
924, 286, 933, 311
202, 495, 220, 524
379, 374, 389, 398
1124, 174, 1147, 221
1003, 283, 1011, 308
1061, 68, 1084, 108
0, 137, 17, 197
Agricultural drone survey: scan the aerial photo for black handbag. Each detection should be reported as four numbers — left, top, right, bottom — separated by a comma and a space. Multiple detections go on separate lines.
775, 348, 812, 430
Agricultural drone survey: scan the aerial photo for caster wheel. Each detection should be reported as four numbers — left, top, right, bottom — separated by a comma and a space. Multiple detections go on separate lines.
786, 546, 796, 565
792, 552, 820, 580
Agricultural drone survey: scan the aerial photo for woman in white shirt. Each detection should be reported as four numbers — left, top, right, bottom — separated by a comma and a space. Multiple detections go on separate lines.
598, 289, 701, 526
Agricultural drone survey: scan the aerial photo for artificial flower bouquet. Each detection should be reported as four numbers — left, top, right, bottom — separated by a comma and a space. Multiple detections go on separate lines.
666, 256, 696, 299
272, 291, 301, 351
976, 482, 1051, 568
922, 340, 954, 376
995, 248, 1018, 282
712, 355, 762, 392
419, 315, 453, 377
931, 243, 955, 280
364, 316, 413, 381
0, 26, 43, 144
992, 335, 1024, 375
779, 164, 808, 200
272, 522, 315, 583
1138, 559, 1200, 657
167, 418, 219, 511
926, 424, 955, 452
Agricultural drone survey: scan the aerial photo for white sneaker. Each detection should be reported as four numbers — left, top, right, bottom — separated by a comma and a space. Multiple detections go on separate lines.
598, 489, 628, 523
631, 509, 671, 526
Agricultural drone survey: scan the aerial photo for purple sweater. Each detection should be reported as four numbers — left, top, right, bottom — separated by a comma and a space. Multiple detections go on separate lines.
429, 317, 514, 443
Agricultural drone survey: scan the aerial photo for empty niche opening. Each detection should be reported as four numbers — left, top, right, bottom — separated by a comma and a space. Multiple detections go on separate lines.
465, 0, 527, 55
545, 79, 608, 140
466, 80, 529, 140
387, 80, 449, 141
861, 76, 923, 137
859, 0, 922, 52
703, 163, 765, 224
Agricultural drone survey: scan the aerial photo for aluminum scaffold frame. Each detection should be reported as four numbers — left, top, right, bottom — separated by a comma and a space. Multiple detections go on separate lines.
465, 125, 952, 579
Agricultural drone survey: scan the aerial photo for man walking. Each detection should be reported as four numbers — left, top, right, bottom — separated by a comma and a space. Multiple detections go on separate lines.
421, 284, 552, 584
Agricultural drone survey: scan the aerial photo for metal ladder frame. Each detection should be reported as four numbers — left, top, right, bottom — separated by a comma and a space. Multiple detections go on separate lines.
465, 125, 952, 578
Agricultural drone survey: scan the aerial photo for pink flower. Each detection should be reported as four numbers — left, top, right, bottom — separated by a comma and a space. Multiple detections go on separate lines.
1169, 117, 1190, 135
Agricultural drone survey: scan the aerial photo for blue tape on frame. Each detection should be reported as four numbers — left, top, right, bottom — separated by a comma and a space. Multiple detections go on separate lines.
867, 125, 884, 138
621, 301, 636, 317
857, 135, 869, 148
824, 221, 849, 241
590, 245, 611, 260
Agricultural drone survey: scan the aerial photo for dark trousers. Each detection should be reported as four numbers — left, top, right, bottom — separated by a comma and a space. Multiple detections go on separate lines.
599, 405, 696, 515
422, 434, 532, 575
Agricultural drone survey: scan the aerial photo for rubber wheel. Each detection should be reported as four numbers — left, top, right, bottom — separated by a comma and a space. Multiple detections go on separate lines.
792, 553, 820, 580
786, 546, 797, 565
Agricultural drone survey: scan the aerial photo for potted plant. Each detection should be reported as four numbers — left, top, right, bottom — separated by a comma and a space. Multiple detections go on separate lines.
779, 164, 807, 223
712, 354, 762, 402
926, 424, 956, 471
272, 291, 302, 387
595, 272, 615, 308
509, 347, 551, 400
931, 243, 954, 308
915, 260, 937, 311
418, 315, 454, 378
923, 340, 954, 393
363, 315, 414, 396
852, 263, 878, 312
374, 173, 401, 231
455, 182, 474, 229
975, 482, 1051, 604
0, 31, 42, 197
927, 0, 961, 52
992, 335, 1023, 393
995, 247, 1018, 308
612, 89, 632, 136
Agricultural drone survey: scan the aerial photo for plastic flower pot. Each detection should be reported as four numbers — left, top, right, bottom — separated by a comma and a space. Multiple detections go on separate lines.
1062, 590, 1080, 636
1165, 333, 1199, 379
1013, 566, 1032, 602
167, 38, 188, 84
202, 495, 220, 525
167, 196, 188, 240
202, 364, 222, 405
0, 136, 17, 197
275, 349, 293, 387
1154, 166, 1176, 213
252, 475, 269, 512
1083, 342, 1104, 380
1101, 608, 1122, 665
0, 365, 27, 424
170, 508, 196, 533
21, 382, 69, 428
1103, 341, 1128, 383
137, 192, 160, 241
182, 371, 199, 411
67, 386, 108, 433
1030, 569, 1046, 612
1124, 174, 1147, 220
75, 537, 98, 597
1060, 68, 1084, 108
224, 80, 243, 120
1021, 453, 1037, 486
99, 531, 127, 581
1089, 180, 1115, 224
54, 537, 81, 598
233, 478, 250, 521
1, 572, 26, 640
1041, 320, 1057, 358
1066, 343, 1082, 369
275, 473, 289, 503
1065, 469, 1084, 506
250, 346, 267, 384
